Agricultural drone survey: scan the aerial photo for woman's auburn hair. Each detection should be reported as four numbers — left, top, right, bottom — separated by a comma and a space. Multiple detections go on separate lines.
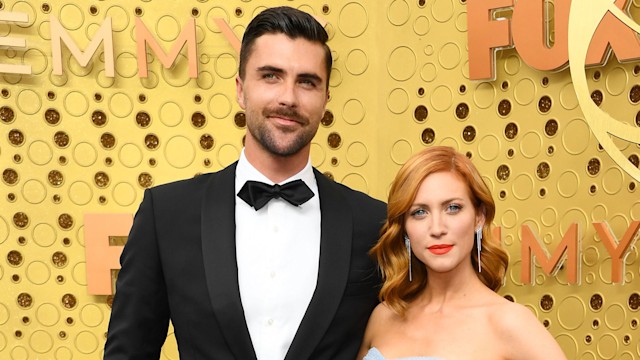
370, 146, 510, 316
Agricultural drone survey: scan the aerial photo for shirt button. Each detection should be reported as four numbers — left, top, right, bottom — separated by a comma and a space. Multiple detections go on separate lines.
267, 318, 274, 326
273, 225, 279, 232
270, 271, 276, 278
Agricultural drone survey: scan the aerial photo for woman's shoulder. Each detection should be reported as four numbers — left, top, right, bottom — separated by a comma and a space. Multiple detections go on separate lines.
360, 302, 402, 358
364, 302, 403, 339
487, 296, 538, 330
486, 296, 567, 359
369, 302, 402, 325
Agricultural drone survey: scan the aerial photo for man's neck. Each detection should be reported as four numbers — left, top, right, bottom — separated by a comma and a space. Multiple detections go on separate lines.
244, 146, 310, 184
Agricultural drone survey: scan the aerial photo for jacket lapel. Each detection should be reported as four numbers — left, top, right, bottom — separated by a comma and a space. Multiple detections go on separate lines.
201, 162, 257, 360
285, 169, 353, 360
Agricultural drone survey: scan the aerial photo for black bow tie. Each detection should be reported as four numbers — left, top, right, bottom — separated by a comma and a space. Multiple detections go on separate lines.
238, 179, 314, 210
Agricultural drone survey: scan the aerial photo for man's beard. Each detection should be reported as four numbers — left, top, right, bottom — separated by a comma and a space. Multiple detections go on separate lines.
247, 107, 317, 157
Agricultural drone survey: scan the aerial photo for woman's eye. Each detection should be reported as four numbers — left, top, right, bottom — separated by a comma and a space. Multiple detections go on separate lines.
411, 209, 426, 216
447, 204, 462, 213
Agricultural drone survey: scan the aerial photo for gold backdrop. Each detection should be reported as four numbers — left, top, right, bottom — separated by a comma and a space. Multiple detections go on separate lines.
1, 0, 639, 359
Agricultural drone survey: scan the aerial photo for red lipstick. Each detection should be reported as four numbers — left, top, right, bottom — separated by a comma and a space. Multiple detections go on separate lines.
428, 244, 453, 255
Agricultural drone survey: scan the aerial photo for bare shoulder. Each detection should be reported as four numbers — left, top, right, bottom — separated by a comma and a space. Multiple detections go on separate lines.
489, 298, 567, 359
358, 302, 401, 358
367, 302, 400, 331
365, 302, 404, 339
487, 298, 542, 338
493, 298, 536, 324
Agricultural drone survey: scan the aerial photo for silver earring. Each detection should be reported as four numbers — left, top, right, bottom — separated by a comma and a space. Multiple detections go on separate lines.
404, 235, 413, 282
475, 228, 482, 273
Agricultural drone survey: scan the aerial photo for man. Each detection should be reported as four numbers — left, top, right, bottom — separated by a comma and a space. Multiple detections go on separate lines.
104, 6, 386, 360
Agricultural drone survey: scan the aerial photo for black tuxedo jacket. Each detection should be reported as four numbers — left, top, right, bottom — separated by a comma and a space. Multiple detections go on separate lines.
104, 162, 387, 360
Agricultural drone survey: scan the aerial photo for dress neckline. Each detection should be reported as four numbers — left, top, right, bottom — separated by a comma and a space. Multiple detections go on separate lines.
366, 347, 445, 360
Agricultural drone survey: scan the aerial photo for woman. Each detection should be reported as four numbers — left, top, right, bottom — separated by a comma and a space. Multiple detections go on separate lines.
358, 146, 566, 360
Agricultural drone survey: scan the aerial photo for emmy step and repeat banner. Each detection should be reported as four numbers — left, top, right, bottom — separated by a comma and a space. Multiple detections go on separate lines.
0, 0, 639, 358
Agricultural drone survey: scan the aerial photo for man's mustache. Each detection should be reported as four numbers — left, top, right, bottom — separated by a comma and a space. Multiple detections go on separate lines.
263, 108, 308, 125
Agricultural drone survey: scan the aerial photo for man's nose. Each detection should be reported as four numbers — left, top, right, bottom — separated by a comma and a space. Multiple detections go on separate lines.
278, 81, 298, 107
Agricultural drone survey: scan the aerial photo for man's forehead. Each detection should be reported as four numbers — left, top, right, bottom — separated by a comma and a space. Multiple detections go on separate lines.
248, 34, 328, 76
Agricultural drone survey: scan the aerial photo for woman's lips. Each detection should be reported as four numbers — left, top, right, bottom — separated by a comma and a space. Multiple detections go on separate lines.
428, 244, 453, 255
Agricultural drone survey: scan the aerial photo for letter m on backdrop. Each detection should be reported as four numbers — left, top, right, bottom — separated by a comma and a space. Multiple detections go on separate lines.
84, 213, 132, 295
135, 17, 197, 77
50, 16, 115, 76
521, 223, 580, 284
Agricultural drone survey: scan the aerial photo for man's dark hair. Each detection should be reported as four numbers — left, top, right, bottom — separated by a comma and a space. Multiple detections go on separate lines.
238, 6, 332, 87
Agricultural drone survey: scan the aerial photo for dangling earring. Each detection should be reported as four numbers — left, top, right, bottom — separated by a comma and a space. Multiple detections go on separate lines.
475, 228, 483, 273
404, 235, 413, 282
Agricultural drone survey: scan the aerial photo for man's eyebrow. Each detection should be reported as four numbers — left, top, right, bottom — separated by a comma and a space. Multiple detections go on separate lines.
256, 65, 284, 74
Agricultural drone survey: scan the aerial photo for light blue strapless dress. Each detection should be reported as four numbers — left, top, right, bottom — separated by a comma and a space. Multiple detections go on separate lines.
363, 347, 444, 360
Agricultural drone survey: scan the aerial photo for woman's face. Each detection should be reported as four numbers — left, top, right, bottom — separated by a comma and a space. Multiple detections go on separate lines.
404, 171, 484, 274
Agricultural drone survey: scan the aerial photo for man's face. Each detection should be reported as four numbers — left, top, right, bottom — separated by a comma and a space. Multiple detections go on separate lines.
236, 33, 329, 157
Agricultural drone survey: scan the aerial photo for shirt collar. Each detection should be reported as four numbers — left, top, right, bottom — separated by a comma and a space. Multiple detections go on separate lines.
236, 149, 317, 193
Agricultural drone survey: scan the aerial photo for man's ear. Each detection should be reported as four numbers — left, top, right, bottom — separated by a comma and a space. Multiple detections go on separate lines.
236, 76, 246, 109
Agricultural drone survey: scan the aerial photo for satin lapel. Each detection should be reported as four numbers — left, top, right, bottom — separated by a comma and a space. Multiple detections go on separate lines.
201, 162, 257, 360
285, 169, 353, 360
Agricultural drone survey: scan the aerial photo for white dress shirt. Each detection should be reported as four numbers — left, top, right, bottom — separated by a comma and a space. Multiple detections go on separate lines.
235, 150, 321, 360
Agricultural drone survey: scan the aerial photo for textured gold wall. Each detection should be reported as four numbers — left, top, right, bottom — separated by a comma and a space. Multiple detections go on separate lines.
1, 0, 639, 359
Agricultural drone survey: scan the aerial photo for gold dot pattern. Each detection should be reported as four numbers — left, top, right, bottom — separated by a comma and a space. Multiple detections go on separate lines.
100, 133, 116, 149
545, 119, 559, 136
91, 110, 107, 127
462, 126, 475, 142
0, 1, 638, 358
191, 112, 206, 128
47, 170, 63, 187
51, 251, 67, 268
504, 122, 518, 140
498, 99, 511, 116
8, 129, 25, 146
321, 110, 334, 127
628, 293, 639, 310
7, 250, 23, 266
421, 128, 435, 144
2, 169, 19, 185
199, 134, 214, 151
0, 106, 15, 123
136, 111, 151, 127
233, 112, 246, 128
414, 105, 428, 122
455, 103, 469, 119
144, 134, 159, 150
588, 158, 601, 176
327, 132, 342, 149
53, 131, 69, 148
591, 294, 604, 311
591, 90, 604, 106
95, 170, 110, 187
631, 85, 640, 103
61, 294, 77, 310
16, 293, 33, 309
12, 213, 29, 229
540, 294, 554, 311
57, 214, 73, 230
496, 164, 511, 181
44, 109, 61, 125
538, 95, 552, 113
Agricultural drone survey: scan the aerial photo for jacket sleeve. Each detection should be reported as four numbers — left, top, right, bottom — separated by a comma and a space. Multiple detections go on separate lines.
104, 189, 170, 359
